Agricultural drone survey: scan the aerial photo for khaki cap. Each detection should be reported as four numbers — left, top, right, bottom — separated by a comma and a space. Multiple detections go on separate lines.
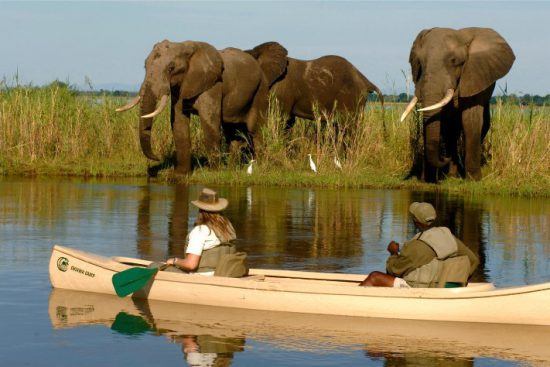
191, 188, 228, 212
409, 202, 436, 225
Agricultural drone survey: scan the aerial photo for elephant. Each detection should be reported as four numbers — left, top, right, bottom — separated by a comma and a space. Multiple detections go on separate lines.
246, 42, 383, 129
400, 27, 515, 182
116, 40, 272, 174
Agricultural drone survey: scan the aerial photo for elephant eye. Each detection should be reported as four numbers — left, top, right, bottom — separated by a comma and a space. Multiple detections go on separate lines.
450, 57, 464, 67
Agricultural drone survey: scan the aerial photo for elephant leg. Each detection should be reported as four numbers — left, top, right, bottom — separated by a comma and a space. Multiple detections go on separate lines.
171, 100, 192, 175
285, 115, 296, 132
461, 104, 484, 181
194, 83, 223, 164
481, 101, 491, 141
245, 107, 263, 157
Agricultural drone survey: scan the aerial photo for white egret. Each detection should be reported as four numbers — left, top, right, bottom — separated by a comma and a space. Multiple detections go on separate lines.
334, 156, 342, 170
246, 159, 255, 175
308, 154, 317, 173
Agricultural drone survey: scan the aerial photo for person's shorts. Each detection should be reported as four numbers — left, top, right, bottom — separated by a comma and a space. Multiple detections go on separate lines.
393, 277, 411, 288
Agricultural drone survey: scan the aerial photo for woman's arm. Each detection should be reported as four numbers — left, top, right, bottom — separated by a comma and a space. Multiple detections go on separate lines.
167, 254, 201, 272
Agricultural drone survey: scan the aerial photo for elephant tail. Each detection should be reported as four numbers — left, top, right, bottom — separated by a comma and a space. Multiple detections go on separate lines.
372, 86, 384, 108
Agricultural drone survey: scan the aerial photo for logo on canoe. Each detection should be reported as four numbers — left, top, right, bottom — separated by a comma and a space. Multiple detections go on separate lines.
57, 257, 69, 272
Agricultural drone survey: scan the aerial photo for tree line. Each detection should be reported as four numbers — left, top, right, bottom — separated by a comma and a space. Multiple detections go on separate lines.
3, 81, 549, 106
368, 92, 550, 106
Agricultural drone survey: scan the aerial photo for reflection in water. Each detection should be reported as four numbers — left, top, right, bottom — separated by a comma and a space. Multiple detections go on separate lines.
49, 289, 550, 365
227, 187, 365, 271
365, 349, 473, 367
168, 184, 190, 259
175, 334, 244, 367
134, 294, 245, 367
2, 178, 549, 367
137, 186, 153, 256
0, 177, 548, 286
136, 184, 189, 260
52, 290, 246, 366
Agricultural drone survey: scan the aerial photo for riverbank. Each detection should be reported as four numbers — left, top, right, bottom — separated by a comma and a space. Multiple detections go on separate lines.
1, 84, 548, 196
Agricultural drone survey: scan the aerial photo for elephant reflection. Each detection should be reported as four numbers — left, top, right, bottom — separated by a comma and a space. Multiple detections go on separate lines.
401, 28, 515, 182
136, 184, 189, 260
226, 187, 363, 271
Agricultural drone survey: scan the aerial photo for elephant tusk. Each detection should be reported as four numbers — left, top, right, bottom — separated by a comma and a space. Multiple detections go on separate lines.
417, 89, 454, 112
400, 96, 418, 122
141, 94, 169, 119
115, 96, 141, 112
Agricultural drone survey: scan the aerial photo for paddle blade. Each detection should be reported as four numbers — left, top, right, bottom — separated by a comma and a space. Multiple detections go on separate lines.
112, 267, 158, 297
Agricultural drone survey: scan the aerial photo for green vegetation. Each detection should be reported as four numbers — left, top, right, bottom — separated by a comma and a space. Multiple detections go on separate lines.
0, 81, 548, 196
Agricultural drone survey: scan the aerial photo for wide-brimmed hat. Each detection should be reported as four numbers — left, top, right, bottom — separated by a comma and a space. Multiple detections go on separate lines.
191, 188, 228, 212
409, 202, 436, 225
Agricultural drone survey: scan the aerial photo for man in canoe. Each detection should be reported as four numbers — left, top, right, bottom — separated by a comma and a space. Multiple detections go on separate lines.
164, 188, 247, 277
360, 202, 479, 288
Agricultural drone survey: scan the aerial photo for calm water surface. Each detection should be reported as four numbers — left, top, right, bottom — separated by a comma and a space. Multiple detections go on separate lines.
1, 177, 549, 366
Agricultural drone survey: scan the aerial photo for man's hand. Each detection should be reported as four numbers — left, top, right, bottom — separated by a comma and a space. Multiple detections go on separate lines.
387, 241, 400, 255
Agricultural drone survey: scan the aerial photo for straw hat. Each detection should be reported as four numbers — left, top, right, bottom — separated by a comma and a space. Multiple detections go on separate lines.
191, 188, 228, 212
409, 202, 436, 225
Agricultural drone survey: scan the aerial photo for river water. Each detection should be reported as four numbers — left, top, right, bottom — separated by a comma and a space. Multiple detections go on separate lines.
1, 177, 549, 366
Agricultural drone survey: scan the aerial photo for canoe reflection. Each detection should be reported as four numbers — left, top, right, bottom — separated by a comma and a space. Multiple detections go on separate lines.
49, 289, 550, 365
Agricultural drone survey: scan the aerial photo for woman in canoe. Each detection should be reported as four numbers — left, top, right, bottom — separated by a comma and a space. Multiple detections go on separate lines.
165, 188, 238, 276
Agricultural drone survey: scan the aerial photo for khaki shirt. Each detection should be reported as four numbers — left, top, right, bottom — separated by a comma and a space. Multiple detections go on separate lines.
386, 231, 479, 278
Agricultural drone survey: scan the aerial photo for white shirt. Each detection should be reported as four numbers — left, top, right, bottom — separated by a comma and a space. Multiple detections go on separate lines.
186, 225, 221, 276
186, 225, 221, 256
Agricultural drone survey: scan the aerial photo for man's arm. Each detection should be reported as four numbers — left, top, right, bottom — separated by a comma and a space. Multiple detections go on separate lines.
386, 245, 415, 277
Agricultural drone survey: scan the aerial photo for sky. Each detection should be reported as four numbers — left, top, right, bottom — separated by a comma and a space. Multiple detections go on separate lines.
1, 1, 548, 95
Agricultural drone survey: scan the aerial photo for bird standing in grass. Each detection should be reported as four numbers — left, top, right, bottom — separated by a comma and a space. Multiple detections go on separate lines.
308, 154, 317, 173
334, 156, 342, 170
246, 160, 255, 175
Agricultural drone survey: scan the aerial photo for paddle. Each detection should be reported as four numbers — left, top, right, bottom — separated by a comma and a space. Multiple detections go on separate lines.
112, 263, 167, 297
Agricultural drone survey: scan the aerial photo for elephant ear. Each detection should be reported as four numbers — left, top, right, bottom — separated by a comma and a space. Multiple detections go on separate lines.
409, 29, 432, 83
246, 42, 288, 87
180, 42, 223, 100
458, 28, 515, 98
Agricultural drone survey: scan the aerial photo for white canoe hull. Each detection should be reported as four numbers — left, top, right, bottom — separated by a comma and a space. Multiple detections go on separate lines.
49, 245, 550, 325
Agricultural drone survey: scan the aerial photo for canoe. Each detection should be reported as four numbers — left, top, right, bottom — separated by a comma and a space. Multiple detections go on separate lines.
49, 245, 550, 325
48, 288, 550, 364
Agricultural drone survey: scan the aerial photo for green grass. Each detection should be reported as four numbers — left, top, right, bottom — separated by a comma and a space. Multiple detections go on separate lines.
0, 82, 548, 196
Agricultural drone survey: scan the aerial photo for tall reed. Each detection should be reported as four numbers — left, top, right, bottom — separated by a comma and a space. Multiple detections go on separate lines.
1, 82, 548, 195
0, 82, 172, 175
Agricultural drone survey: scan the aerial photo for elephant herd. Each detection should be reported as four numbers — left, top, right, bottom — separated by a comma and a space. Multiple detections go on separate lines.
116, 27, 515, 183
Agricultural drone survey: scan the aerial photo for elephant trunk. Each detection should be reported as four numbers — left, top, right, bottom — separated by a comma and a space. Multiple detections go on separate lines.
424, 112, 451, 168
139, 86, 169, 162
